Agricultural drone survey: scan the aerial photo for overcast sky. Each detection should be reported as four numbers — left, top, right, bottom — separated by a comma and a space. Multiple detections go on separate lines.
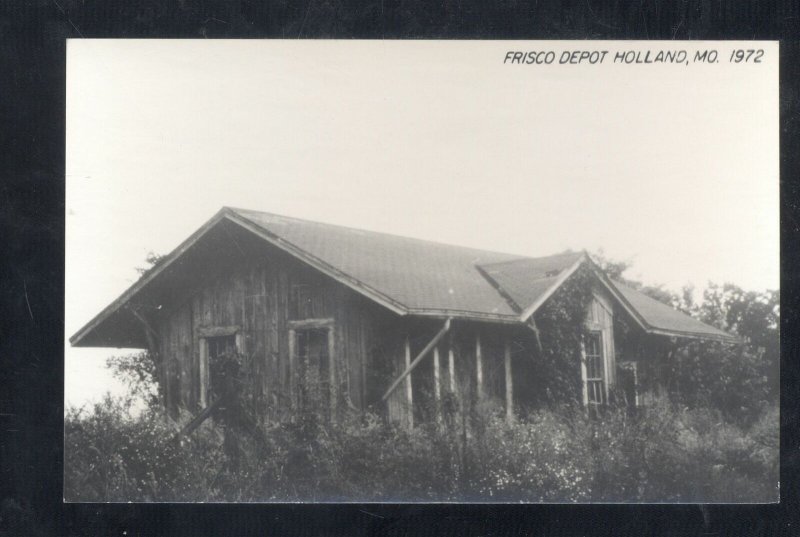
65, 40, 778, 409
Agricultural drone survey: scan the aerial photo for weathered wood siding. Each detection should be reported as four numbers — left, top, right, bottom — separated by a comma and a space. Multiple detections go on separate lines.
151, 227, 628, 423
154, 239, 396, 420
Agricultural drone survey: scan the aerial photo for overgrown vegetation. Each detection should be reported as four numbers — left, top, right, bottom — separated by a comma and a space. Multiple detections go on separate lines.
64, 253, 778, 502
527, 265, 595, 406
64, 393, 778, 502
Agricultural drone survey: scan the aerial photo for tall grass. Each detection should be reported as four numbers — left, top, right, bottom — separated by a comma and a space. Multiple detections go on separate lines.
64, 395, 778, 503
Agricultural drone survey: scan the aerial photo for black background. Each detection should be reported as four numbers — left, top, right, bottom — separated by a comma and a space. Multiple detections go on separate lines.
1, 1, 798, 535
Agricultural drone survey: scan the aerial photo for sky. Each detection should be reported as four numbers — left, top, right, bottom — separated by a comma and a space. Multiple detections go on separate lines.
65, 40, 779, 409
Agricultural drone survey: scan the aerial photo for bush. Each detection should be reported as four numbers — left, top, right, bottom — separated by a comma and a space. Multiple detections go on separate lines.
474, 408, 593, 501
64, 395, 225, 502
64, 394, 778, 503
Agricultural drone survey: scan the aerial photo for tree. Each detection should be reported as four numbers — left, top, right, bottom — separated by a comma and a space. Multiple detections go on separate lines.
135, 251, 167, 277
107, 252, 167, 413
593, 250, 779, 414
697, 283, 779, 402
106, 351, 162, 412
591, 249, 683, 308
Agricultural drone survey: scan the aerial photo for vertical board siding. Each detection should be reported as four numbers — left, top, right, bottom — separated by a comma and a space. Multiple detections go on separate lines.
584, 288, 616, 401
155, 244, 392, 421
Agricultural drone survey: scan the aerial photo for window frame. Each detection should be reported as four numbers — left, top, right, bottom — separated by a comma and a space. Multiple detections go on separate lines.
288, 318, 336, 419
581, 330, 607, 406
197, 325, 244, 408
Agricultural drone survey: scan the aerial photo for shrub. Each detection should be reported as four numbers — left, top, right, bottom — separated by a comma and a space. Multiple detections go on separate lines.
64, 393, 778, 503
64, 395, 225, 502
474, 408, 593, 501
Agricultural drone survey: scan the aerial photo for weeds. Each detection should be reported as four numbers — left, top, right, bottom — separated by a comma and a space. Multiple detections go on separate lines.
64, 394, 778, 502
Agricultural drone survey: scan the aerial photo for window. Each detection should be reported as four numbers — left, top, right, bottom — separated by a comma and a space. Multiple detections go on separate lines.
197, 329, 241, 408
207, 335, 236, 361
296, 328, 331, 406
288, 319, 336, 417
584, 331, 606, 405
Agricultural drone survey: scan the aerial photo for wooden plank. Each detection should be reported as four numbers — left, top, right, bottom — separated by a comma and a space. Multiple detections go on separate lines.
404, 336, 413, 429
504, 339, 513, 423
448, 332, 456, 393
328, 326, 336, 420
580, 339, 589, 406
175, 396, 224, 441
288, 318, 335, 329
476, 332, 484, 399
381, 319, 451, 402
236, 331, 246, 356
197, 325, 240, 338
199, 338, 208, 407
433, 346, 441, 402
288, 328, 296, 410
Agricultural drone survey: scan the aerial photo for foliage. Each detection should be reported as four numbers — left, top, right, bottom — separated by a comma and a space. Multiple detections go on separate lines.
473, 408, 592, 501
528, 265, 594, 405
134, 251, 167, 277
65, 250, 779, 502
106, 351, 162, 411
664, 341, 771, 426
64, 395, 224, 502
696, 283, 779, 401
591, 249, 681, 307
592, 251, 779, 417
64, 394, 778, 503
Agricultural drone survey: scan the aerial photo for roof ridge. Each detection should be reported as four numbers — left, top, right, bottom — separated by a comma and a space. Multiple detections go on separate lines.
226, 206, 529, 260
477, 250, 583, 269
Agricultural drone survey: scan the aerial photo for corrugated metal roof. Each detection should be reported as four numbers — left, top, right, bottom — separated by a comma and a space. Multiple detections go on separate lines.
71, 207, 737, 347
612, 281, 736, 340
230, 208, 522, 318
477, 252, 586, 311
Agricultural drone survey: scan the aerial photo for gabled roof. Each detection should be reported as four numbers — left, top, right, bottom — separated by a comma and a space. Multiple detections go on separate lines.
476, 252, 586, 316
70, 207, 738, 347
612, 281, 735, 341
229, 208, 521, 319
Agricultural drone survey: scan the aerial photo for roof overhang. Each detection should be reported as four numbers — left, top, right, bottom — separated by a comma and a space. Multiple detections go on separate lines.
71, 208, 413, 348
71, 209, 740, 348
516, 253, 740, 344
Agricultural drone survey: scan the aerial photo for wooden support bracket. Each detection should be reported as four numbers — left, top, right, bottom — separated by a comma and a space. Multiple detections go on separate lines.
382, 318, 452, 402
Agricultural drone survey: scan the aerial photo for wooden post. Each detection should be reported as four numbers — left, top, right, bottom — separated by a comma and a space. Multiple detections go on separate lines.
433, 346, 441, 402
580, 339, 588, 407
504, 339, 513, 423
288, 328, 296, 410
235, 331, 245, 356
404, 336, 414, 428
448, 333, 456, 393
475, 332, 484, 400
199, 339, 208, 408
328, 327, 336, 421
433, 346, 441, 423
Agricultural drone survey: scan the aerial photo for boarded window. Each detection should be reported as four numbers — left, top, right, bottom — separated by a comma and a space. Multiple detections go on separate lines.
207, 335, 236, 361
208, 334, 236, 401
584, 331, 606, 405
293, 326, 334, 414
199, 333, 238, 408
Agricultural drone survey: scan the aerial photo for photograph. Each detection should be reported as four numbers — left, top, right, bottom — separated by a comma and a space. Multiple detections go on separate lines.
64, 39, 779, 503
